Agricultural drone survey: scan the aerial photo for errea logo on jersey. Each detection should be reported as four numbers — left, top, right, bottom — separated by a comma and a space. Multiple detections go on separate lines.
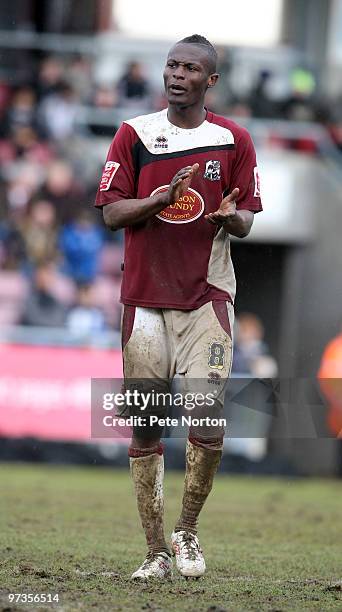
154, 135, 168, 149
151, 186, 205, 224
99, 161, 120, 191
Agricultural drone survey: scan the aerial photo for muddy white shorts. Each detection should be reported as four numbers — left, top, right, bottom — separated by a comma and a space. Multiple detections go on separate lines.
121, 300, 234, 439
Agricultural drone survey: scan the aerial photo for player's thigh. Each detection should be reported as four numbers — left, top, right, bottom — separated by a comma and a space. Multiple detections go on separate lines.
174, 302, 234, 439
179, 300, 234, 383
122, 306, 171, 440
122, 305, 170, 378
180, 300, 234, 440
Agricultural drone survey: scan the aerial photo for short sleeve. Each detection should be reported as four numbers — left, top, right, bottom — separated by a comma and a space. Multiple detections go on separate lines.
230, 128, 263, 213
94, 123, 137, 208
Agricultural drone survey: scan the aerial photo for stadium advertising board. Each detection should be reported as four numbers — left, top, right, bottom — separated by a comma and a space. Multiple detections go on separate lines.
0, 344, 122, 441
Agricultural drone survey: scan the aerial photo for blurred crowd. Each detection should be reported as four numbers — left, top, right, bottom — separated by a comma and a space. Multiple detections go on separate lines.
0, 52, 342, 337
0, 55, 129, 334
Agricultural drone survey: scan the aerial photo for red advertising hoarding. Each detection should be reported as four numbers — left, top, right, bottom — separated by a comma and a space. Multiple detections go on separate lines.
0, 344, 123, 441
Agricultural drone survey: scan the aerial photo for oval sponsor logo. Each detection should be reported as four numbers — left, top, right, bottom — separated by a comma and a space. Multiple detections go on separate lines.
151, 185, 204, 224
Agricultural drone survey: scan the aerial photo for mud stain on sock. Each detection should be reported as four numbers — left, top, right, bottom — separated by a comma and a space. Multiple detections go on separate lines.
176, 440, 222, 534
130, 453, 169, 554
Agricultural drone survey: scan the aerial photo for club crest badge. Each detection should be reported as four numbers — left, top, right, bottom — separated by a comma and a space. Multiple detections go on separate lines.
204, 160, 221, 181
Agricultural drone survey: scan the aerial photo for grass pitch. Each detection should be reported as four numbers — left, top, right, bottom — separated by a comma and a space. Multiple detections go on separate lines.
0, 463, 341, 611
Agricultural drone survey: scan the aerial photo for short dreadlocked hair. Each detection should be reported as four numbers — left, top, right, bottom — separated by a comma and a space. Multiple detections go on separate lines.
177, 34, 217, 73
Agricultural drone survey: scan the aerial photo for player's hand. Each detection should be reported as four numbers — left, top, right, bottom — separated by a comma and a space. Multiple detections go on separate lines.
205, 187, 240, 225
166, 163, 199, 205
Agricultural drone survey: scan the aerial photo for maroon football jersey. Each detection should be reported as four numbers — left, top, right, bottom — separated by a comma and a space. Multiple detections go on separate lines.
95, 109, 262, 310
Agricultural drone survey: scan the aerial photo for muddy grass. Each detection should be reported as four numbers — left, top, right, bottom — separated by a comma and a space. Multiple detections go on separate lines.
1, 463, 341, 611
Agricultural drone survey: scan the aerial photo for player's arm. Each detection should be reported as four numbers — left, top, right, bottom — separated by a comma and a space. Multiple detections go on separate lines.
95, 119, 198, 230
205, 127, 262, 237
205, 188, 254, 238
103, 164, 199, 230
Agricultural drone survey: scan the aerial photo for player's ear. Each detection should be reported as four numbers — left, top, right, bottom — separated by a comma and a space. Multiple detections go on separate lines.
207, 73, 219, 89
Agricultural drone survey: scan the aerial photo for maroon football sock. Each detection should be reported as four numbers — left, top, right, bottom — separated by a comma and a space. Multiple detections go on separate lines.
175, 438, 222, 534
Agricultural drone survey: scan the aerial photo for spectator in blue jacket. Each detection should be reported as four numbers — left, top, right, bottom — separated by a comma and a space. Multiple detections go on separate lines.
59, 211, 104, 284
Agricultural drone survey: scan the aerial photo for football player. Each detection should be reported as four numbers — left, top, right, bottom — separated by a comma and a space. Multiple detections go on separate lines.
95, 34, 262, 580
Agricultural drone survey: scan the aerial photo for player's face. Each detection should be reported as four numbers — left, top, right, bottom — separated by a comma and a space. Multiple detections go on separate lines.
163, 43, 218, 107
